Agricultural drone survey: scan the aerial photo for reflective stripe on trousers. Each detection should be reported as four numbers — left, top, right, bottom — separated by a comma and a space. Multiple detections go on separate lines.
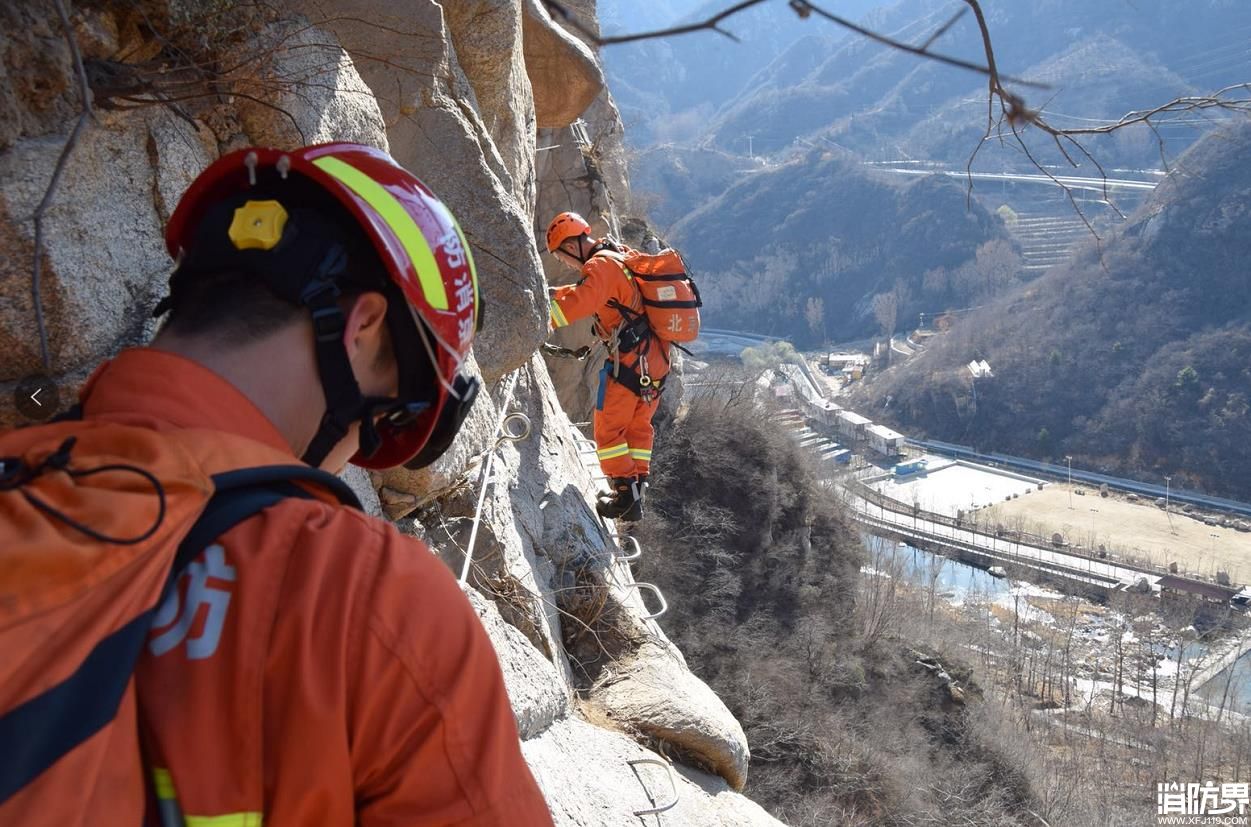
153, 768, 263, 827
596, 443, 630, 461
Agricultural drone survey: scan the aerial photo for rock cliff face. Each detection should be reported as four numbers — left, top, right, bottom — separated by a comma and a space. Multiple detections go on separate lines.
0, 1, 772, 823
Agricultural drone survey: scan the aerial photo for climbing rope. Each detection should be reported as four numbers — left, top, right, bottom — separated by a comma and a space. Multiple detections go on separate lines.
460, 370, 532, 583
540, 342, 591, 360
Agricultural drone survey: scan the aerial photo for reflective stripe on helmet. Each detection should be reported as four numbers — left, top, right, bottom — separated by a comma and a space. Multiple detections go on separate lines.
312, 155, 450, 311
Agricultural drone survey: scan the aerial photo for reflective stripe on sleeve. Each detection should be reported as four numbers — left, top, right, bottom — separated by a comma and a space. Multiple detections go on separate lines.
550, 299, 570, 328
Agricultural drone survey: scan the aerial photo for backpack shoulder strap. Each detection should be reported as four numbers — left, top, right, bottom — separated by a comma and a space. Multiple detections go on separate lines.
209, 465, 362, 510
591, 249, 628, 273
168, 465, 362, 590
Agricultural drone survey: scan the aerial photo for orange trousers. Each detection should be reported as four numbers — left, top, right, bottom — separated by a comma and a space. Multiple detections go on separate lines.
594, 371, 659, 478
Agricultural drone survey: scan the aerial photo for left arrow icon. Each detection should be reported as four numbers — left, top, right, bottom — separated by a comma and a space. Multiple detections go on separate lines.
15, 375, 60, 422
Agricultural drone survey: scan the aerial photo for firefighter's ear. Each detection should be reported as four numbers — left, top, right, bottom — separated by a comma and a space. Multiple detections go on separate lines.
342, 291, 396, 396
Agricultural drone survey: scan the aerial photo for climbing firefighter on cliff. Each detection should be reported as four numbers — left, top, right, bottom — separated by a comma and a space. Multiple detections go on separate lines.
545, 211, 701, 522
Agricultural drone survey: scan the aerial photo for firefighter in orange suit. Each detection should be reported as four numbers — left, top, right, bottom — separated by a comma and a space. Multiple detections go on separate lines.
0, 145, 554, 826
546, 212, 668, 522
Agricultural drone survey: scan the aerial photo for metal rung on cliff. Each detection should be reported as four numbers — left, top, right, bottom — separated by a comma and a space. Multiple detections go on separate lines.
570, 118, 591, 148
613, 534, 642, 562
458, 378, 671, 627
623, 582, 668, 620
567, 421, 672, 628
627, 758, 679, 817
573, 436, 613, 484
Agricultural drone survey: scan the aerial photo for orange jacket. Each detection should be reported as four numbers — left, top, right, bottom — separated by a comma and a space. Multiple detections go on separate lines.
549, 251, 670, 382
75, 349, 552, 827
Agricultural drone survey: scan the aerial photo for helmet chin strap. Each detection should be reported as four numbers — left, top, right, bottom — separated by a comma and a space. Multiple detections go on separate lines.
299, 242, 449, 469
298, 248, 399, 468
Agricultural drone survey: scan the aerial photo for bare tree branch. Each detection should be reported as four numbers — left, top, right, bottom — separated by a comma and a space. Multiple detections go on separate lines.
1058, 85, 1251, 136
958, 0, 1251, 226
542, 0, 1046, 87
549, 0, 1251, 230
544, 0, 766, 45
918, 7, 968, 52
799, 0, 1044, 88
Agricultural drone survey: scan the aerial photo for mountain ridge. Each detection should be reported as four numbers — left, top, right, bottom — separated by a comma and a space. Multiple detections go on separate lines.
853, 121, 1251, 498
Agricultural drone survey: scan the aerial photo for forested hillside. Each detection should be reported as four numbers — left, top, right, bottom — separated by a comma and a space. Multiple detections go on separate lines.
890, 35, 1196, 170
855, 122, 1251, 498
599, 0, 883, 147
633, 391, 1046, 825
613, 0, 1251, 346
701, 0, 1251, 167
669, 150, 1008, 342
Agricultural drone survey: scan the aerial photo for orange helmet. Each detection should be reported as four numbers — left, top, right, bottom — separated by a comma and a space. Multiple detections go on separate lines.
163, 143, 481, 470
545, 211, 592, 253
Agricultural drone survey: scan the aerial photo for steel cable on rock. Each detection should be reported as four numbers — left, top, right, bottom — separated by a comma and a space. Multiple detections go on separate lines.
460, 369, 532, 583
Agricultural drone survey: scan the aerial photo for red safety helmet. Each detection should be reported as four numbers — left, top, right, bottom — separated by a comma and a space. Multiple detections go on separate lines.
545, 211, 592, 253
163, 143, 481, 470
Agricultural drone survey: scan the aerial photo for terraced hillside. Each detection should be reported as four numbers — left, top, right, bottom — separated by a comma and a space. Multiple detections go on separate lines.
1010, 213, 1093, 274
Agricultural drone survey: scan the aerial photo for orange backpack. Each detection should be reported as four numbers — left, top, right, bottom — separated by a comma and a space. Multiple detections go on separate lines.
0, 418, 358, 823
620, 249, 702, 344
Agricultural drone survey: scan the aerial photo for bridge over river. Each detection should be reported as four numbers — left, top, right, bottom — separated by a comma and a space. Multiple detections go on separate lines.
845, 487, 1162, 596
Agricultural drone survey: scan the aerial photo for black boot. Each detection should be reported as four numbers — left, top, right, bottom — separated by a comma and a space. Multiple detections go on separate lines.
618, 474, 647, 522
596, 476, 640, 520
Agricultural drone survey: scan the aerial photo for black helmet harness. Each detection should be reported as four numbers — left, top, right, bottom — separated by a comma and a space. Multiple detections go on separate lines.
566, 234, 621, 264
